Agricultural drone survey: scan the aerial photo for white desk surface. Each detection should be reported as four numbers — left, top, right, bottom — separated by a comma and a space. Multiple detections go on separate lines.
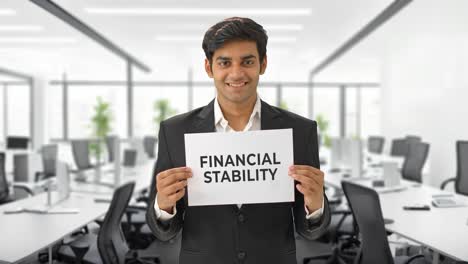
0, 160, 156, 264
325, 170, 468, 261
0, 192, 110, 263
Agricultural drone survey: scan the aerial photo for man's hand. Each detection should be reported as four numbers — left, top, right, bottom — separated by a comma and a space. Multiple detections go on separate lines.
156, 167, 192, 214
288, 165, 324, 212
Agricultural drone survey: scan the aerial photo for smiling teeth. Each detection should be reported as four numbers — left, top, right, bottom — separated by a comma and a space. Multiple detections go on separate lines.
229, 83, 246, 87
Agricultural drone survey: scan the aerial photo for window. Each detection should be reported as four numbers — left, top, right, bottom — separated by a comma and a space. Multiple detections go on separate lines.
258, 86, 277, 107
45, 84, 63, 140
7, 84, 30, 137
193, 86, 216, 110
360, 88, 381, 139
134, 86, 188, 137
313, 87, 340, 137
282, 86, 308, 118
0, 85, 4, 143
68, 86, 127, 138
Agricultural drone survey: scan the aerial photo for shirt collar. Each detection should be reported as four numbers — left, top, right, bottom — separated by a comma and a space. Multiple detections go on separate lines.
214, 94, 261, 129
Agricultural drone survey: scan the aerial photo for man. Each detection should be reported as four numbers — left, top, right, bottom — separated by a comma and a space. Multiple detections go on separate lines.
146, 17, 330, 264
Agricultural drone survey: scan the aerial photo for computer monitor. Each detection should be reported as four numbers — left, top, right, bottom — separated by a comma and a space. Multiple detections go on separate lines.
6, 136, 29, 149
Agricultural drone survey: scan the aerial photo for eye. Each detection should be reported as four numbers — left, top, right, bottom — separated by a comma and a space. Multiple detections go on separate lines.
218, 61, 230, 67
244, 60, 255, 65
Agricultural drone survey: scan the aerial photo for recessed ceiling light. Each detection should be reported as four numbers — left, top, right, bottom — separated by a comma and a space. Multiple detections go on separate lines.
0, 25, 44, 32
0, 9, 16, 16
0, 37, 76, 44
85, 8, 311, 16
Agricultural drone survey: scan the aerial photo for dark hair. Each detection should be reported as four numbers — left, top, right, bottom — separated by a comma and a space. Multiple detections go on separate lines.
202, 17, 268, 65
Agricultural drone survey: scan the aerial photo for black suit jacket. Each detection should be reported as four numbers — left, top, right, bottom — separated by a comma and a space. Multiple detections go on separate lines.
146, 99, 331, 264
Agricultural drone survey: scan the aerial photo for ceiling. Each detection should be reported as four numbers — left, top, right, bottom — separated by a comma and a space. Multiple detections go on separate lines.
0, 0, 402, 81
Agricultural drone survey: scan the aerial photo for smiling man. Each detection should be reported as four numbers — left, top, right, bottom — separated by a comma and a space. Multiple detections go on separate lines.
146, 17, 331, 264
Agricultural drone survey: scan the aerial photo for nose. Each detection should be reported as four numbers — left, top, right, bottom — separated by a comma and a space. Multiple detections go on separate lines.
228, 63, 246, 80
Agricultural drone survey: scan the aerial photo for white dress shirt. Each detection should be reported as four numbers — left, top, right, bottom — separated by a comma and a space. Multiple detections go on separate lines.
155, 94, 324, 221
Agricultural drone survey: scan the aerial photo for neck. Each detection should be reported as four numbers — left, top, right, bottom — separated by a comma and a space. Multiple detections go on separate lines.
218, 94, 257, 131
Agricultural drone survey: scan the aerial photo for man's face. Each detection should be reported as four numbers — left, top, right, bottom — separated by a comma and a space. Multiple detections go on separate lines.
205, 40, 267, 105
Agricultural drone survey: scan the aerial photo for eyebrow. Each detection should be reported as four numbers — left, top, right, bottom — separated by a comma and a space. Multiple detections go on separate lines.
215, 54, 257, 61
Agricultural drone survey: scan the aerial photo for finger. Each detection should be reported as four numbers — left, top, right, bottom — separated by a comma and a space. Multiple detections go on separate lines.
290, 168, 324, 179
290, 165, 322, 174
290, 173, 316, 186
296, 184, 314, 197
290, 169, 324, 185
163, 180, 188, 196
159, 172, 192, 188
296, 183, 322, 197
158, 167, 192, 180
167, 188, 185, 203
291, 173, 324, 193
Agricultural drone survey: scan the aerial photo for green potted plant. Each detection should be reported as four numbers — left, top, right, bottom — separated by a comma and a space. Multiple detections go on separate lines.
153, 99, 177, 133
316, 113, 331, 148
89, 96, 112, 169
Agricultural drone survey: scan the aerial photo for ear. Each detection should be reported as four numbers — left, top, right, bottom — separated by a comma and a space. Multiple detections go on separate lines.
205, 58, 213, 78
259, 55, 267, 75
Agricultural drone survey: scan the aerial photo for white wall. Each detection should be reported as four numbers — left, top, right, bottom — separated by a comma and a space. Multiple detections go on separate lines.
380, 22, 468, 187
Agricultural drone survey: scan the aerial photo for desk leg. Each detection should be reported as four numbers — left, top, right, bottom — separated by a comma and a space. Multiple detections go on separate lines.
432, 251, 440, 264
48, 246, 53, 264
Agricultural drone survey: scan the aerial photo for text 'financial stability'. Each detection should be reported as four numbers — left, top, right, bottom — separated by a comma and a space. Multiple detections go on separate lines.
200, 153, 281, 183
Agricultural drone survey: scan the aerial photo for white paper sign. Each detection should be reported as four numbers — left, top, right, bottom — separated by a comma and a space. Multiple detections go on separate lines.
185, 129, 294, 206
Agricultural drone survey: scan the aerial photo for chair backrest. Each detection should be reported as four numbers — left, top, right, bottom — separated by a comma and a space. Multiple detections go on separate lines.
41, 144, 58, 178
105, 136, 117, 163
341, 181, 394, 264
13, 154, 29, 182
390, 138, 409, 157
401, 142, 430, 183
123, 150, 137, 167
143, 136, 157, 158
97, 182, 135, 264
71, 140, 92, 170
367, 136, 385, 154
456, 141, 468, 196
405, 135, 422, 144
6, 136, 29, 149
0, 153, 10, 202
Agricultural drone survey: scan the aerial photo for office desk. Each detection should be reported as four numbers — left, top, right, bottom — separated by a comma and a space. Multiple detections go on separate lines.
0, 192, 110, 263
0, 160, 155, 264
325, 171, 468, 262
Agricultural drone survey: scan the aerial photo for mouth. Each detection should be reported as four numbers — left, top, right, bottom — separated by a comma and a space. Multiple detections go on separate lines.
226, 82, 248, 88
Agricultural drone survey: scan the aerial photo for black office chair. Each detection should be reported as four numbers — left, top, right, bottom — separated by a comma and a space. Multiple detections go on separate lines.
0, 152, 34, 204
368, 136, 385, 154
6, 136, 29, 149
401, 142, 430, 184
123, 150, 138, 167
405, 135, 422, 144
57, 182, 159, 264
36, 144, 58, 181
341, 181, 425, 264
390, 138, 409, 157
105, 136, 118, 163
441, 141, 468, 196
143, 136, 157, 158
71, 140, 95, 171
0, 152, 13, 204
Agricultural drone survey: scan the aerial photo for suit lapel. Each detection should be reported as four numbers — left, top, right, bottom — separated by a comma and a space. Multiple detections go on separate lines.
188, 99, 216, 134
261, 100, 284, 130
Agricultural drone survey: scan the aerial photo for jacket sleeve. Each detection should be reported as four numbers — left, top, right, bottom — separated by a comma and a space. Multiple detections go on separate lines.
146, 121, 185, 241
294, 121, 331, 240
